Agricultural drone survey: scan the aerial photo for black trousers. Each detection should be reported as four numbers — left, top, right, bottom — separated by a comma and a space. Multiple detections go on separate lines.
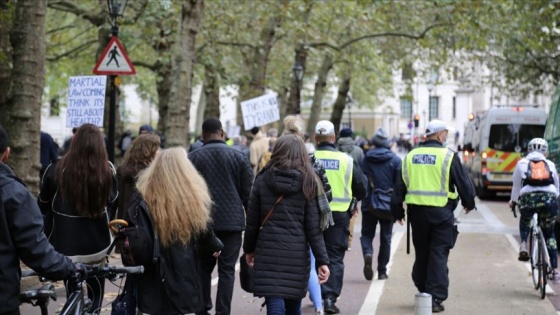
409, 205, 455, 302
1, 309, 19, 315
196, 231, 242, 315
321, 211, 350, 300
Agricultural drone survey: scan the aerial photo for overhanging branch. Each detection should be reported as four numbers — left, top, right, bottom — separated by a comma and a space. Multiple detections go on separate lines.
46, 39, 97, 62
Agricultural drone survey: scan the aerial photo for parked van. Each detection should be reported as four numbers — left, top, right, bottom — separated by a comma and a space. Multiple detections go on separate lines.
544, 87, 560, 170
461, 105, 547, 199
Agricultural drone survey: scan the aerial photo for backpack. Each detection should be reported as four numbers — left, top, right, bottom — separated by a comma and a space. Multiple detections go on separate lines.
523, 160, 554, 187
111, 194, 160, 268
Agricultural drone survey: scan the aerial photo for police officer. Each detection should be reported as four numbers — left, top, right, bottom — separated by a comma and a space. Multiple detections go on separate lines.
314, 120, 367, 314
391, 119, 476, 313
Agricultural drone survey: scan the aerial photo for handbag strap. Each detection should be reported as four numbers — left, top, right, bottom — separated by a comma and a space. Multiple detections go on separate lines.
260, 195, 284, 229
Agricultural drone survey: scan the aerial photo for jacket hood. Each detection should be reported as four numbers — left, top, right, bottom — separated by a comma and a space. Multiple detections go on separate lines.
526, 151, 547, 161
337, 137, 355, 154
365, 147, 396, 163
264, 168, 303, 195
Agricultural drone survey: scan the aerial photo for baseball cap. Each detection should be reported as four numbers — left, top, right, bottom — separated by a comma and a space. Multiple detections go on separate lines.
425, 119, 451, 136
139, 124, 154, 134
315, 120, 335, 136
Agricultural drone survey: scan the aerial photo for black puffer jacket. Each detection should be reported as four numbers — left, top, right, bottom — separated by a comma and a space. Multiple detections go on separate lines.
189, 140, 253, 231
0, 163, 74, 313
243, 168, 329, 299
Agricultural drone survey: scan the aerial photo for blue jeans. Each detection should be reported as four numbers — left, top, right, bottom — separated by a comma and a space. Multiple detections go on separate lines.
308, 248, 322, 310
265, 297, 302, 315
360, 211, 394, 274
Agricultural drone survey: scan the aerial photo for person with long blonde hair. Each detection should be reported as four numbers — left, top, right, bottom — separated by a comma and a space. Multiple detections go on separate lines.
112, 134, 160, 221
38, 123, 118, 314
132, 147, 223, 314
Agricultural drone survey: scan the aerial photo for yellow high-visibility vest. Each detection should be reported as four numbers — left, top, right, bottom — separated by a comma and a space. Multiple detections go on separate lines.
314, 150, 354, 211
403, 147, 458, 207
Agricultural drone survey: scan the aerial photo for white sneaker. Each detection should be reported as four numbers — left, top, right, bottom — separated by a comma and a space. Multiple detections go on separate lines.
315, 309, 324, 315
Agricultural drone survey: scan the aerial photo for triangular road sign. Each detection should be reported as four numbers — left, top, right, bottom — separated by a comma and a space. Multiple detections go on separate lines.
93, 36, 136, 75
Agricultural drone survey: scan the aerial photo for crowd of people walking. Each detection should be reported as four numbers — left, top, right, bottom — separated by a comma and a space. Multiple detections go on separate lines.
1, 116, 483, 315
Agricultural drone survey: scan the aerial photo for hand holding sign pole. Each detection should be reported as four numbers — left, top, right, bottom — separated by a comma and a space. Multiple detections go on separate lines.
92, 0, 135, 163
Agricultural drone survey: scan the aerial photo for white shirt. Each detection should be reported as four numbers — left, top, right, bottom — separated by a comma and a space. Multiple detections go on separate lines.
510, 151, 560, 202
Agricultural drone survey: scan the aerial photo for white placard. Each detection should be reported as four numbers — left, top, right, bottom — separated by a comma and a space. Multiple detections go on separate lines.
241, 93, 280, 130
66, 76, 107, 128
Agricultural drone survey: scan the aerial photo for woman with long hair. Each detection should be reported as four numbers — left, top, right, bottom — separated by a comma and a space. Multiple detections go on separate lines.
111, 134, 160, 220
132, 147, 223, 314
38, 123, 117, 314
243, 134, 330, 315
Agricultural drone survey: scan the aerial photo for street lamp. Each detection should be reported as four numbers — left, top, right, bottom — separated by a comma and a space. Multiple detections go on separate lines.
427, 82, 434, 122
105, 0, 128, 163
293, 62, 304, 114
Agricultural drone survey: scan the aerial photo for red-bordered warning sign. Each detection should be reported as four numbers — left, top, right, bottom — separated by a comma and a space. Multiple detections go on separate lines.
93, 37, 136, 75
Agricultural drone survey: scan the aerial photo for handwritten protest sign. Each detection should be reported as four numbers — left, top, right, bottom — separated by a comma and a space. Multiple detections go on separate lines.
66, 75, 107, 128
241, 93, 280, 130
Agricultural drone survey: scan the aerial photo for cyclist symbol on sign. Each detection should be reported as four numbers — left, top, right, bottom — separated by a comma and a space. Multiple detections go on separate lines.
106, 46, 120, 67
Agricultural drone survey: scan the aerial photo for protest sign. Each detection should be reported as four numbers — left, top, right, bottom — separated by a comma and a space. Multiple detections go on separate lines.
241, 93, 279, 130
66, 76, 107, 128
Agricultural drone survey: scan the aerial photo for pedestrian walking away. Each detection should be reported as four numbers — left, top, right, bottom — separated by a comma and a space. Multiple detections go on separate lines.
37, 123, 118, 315
131, 147, 224, 314
509, 137, 559, 274
314, 120, 367, 314
189, 118, 254, 315
243, 134, 330, 315
391, 119, 476, 313
360, 128, 402, 281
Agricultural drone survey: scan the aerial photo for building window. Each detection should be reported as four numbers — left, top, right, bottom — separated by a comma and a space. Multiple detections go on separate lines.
400, 97, 412, 118
452, 96, 456, 119
429, 96, 439, 121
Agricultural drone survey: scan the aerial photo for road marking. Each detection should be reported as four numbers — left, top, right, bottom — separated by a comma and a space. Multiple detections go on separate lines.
505, 234, 556, 295
358, 231, 404, 315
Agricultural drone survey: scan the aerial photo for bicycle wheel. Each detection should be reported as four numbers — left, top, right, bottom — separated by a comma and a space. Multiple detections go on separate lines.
539, 232, 548, 299
529, 227, 539, 290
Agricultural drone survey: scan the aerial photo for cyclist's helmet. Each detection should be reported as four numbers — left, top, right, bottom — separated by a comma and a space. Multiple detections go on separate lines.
528, 137, 548, 154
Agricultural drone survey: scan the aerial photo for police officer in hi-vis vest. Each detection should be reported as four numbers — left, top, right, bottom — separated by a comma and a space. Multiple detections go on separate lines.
391, 119, 476, 313
314, 120, 367, 314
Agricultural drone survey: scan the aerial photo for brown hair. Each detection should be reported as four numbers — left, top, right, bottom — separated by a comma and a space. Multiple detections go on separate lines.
55, 124, 113, 217
118, 134, 160, 178
136, 147, 211, 248
267, 134, 317, 200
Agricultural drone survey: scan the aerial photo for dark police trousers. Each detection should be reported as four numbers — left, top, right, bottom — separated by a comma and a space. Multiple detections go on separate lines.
321, 211, 350, 299
360, 211, 394, 274
409, 205, 456, 302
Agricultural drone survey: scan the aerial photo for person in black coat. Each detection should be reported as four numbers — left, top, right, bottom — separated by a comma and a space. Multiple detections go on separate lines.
189, 118, 253, 315
133, 147, 223, 314
0, 124, 76, 315
243, 134, 330, 315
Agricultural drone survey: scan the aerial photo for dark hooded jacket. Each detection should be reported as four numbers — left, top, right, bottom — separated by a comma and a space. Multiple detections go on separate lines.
243, 168, 329, 299
360, 146, 402, 213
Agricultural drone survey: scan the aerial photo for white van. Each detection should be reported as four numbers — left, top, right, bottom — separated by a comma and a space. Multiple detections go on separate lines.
461, 105, 547, 199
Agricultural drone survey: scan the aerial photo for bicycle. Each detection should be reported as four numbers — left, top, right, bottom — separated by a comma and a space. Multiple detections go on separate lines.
512, 202, 553, 299
20, 264, 143, 314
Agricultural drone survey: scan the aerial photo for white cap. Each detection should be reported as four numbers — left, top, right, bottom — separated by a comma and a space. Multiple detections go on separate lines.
315, 120, 335, 136
425, 119, 452, 136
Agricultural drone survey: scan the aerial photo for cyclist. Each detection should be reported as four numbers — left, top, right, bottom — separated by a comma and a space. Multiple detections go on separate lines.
509, 138, 559, 275
0, 124, 79, 315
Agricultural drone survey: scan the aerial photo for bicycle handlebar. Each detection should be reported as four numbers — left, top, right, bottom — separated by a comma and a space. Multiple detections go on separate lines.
22, 264, 144, 281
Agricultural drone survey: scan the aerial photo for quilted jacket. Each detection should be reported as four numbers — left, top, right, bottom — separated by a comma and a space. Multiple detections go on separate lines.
243, 167, 329, 299
188, 140, 253, 231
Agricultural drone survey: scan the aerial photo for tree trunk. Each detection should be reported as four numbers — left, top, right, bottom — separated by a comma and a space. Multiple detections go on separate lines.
1, 0, 47, 193
203, 62, 220, 119
285, 44, 308, 116
156, 63, 172, 134
306, 52, 333, 136
0, 1, 14, 107
329, 71, 351, 137
236, 14, 283, 128
166, 0, 204, 148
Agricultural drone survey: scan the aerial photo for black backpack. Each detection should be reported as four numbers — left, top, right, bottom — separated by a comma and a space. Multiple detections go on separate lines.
523, 160, 554, 187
